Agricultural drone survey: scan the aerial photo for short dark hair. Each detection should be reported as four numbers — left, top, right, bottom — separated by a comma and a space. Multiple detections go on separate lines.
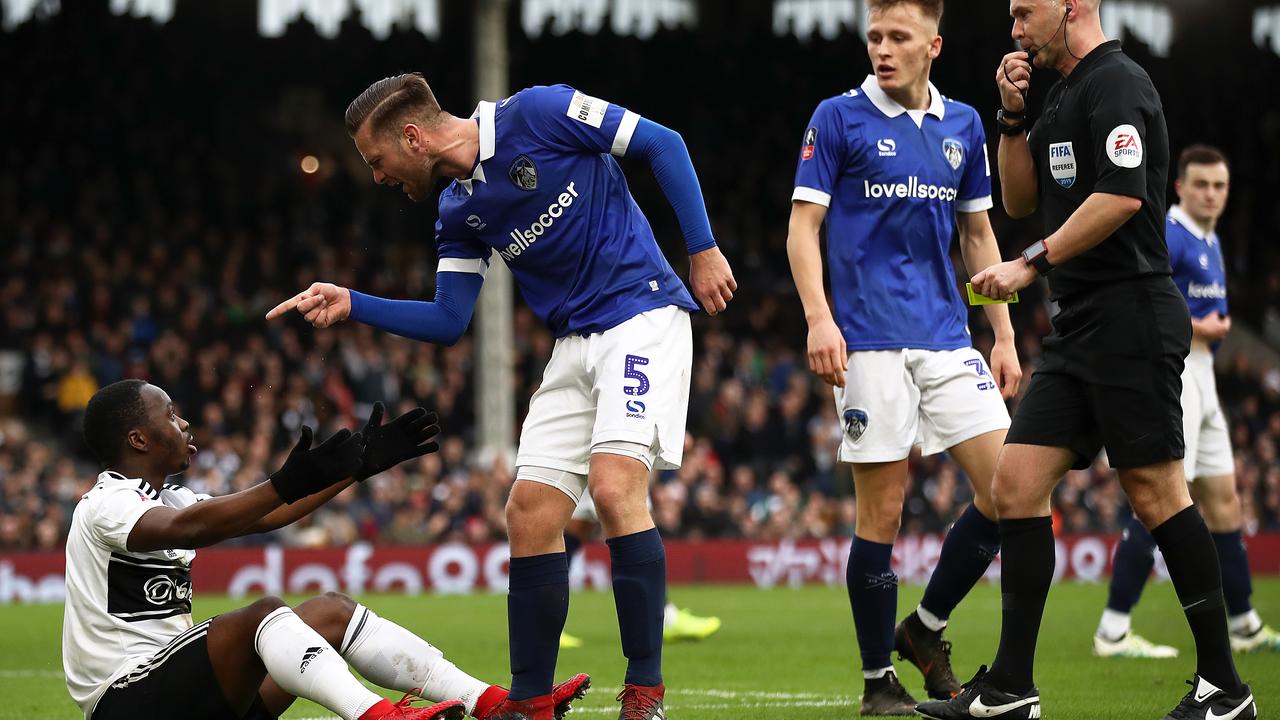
344, 73, 444, 138
867, 0, 944, 21
84, 379, 149, 465
1177, 145, 1229, 180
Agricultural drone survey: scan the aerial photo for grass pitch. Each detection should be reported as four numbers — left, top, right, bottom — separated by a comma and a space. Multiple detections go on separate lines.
4, 580, 1277, 719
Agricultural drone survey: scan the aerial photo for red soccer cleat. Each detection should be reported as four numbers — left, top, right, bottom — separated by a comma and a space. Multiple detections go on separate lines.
616, 683, 665, 720
474, 692, 555, 720
472, 674, 591, 720
365, 694, 466, 720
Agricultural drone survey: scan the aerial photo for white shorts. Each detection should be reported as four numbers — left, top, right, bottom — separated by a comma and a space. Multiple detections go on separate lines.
516, 305, 692, 502
1182, 348, 1234, 480
833, 347, 1010, 463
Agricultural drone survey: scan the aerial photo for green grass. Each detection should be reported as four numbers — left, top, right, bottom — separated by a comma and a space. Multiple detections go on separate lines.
4, 580, 1277, 719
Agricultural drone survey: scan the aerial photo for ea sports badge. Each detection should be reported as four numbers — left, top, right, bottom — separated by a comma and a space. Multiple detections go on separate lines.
1106, 124, 1143, 168
942, 138, 964, 171
1049, 141, 1077, 189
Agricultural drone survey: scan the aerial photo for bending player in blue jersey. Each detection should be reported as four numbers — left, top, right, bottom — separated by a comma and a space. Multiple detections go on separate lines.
1093, 145, 1280, 658
786, 0, 1020, 714
269, 73, 735, 720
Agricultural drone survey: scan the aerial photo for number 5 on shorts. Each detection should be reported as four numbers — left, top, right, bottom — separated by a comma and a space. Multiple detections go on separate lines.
624, 354, 650, 396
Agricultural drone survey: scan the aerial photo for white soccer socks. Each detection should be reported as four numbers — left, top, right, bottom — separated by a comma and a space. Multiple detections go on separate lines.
340, 604, 491, 714
254, 607, 385, 720
1097, 608, 1132, 641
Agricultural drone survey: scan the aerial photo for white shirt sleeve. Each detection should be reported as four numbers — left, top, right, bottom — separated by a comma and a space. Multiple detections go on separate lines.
84, 485, 161, 552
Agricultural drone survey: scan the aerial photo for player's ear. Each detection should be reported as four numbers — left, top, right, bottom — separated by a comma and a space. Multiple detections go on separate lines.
403, 123, 422, 151
929, 33, 942, 60
125, 428, 147, 454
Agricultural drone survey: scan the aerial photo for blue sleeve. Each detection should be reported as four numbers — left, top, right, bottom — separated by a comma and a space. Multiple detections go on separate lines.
347, 269, 484, 346
519, 84, 639, 156
956, 110, 994, 213
623, 118, 716, 255
792, 99, 845, 207
1165, 219, 1187, 279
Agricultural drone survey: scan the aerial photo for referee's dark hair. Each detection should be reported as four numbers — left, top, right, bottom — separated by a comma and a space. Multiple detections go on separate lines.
1177, 145, 1229, 180
83, 379, 149, 466
345, 72, 445, 139
867, 0, 943, 21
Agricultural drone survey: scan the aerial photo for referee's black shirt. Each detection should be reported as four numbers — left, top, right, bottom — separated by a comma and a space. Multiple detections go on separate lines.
1028, 40, 1170, 300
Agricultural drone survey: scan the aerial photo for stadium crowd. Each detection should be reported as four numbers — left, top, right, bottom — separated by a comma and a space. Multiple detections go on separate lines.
3, 2, 1280, 551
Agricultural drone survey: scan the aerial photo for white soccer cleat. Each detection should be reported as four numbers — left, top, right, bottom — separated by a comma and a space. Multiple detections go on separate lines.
1093, 631, 1179, 658
1230, 624, 1280, 653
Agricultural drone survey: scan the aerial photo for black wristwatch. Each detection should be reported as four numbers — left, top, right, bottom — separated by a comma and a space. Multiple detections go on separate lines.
1021, 239, 1054, 276
996, 108, 1027, 136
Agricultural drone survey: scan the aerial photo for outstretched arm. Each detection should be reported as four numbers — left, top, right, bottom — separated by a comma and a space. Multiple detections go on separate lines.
625, 118, 736, 315
266, 269, 485, 346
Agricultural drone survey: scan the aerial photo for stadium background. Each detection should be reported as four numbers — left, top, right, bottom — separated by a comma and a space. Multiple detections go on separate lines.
1, 2, 1279, 715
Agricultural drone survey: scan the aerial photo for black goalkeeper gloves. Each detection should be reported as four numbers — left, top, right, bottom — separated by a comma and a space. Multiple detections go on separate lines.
268, 426, 365, 503
355, 401, 441, 481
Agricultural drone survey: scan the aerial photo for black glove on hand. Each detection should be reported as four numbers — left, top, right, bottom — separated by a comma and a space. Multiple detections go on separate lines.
269, 426, 365, 503
356, 402, 441, 480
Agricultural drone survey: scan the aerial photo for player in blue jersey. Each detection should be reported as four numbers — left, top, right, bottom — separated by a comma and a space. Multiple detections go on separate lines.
1093, 146, 1280, 658
268, 73, 735, 720
785, 0, 1020, 714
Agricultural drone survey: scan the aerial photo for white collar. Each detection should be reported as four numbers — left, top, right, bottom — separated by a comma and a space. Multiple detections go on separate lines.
860, 75, 945, 125
460, 101, 497, 195
98, 470, 160, 499
1168, 204, 1214, 244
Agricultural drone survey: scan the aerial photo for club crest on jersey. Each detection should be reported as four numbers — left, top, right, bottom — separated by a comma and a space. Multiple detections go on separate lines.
509, 154, 538, 191
942, 138, 964, 171
1049, 142, 1077, 188
801, 126, 817, 160
843, 408, 868, 442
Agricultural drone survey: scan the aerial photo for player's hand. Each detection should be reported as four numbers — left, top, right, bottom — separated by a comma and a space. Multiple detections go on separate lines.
689, 246, 737, 316
265, 282, 352, 328
807, 316, 848, 387
355, 402, 441, 481
997, 52, 1031, 114
268, 426, 366, 503
1197, 313, 1232, 342
972, 260, 1037, 302
989, 336, 1023, 399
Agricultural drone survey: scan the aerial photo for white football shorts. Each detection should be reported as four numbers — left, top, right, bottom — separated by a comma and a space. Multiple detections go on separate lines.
1182, 347, 1234, 480
516, 305, 691, 502
833, 347, 1010, 463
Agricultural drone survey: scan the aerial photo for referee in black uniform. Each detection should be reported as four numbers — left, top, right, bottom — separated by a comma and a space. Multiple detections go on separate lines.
916, 1, 1256, 719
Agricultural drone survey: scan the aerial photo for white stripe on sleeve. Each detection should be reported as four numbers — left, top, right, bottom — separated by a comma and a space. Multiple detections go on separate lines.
611, 110, 642, 156
438, 257, 491, 278
955, 196, 995, 213
791, 186, 832, 207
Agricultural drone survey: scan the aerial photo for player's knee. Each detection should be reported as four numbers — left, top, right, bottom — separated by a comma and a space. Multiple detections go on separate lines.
317, 591, 356, 622
248, 595, 288, 623
1200, 491, 1242, 532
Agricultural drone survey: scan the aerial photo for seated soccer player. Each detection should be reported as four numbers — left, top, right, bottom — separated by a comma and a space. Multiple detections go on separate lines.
64, 379, 588, 720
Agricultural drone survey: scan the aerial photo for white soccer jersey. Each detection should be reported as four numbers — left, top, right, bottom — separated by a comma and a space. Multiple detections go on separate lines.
62, 471, 208, 717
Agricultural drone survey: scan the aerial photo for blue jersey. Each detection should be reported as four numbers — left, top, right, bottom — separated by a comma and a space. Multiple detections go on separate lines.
792, 76, 993, 351
1166, 204, 1228, 319
435, 84, 698, 338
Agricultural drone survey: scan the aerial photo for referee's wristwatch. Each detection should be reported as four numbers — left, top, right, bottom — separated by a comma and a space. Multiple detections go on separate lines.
1021, 239, 1054, 276
996, 108, 1026, 136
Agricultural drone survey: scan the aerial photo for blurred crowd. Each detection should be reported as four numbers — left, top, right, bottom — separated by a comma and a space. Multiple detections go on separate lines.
3, 3, 1280, 551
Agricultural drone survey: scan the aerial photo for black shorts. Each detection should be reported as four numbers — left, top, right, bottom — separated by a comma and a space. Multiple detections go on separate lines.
1007, 276, 1191, 470
93, 619, 274, 720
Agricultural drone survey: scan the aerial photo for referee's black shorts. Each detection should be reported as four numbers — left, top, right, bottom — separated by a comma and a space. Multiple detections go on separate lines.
93, 619, 274, 720
1007, 275, 1191, 470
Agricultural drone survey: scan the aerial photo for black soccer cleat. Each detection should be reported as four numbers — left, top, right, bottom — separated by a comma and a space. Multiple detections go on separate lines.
895, 611, 962, 700
914, 666, 1040, 719
1161, 675, 1256, 720
861, 670, 918, 716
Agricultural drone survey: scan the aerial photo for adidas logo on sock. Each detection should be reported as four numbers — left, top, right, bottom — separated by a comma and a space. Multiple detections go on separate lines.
300, 646, 325, 673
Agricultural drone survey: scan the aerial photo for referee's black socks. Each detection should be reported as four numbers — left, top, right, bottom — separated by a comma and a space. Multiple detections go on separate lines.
1151, 506, 1244, 694
986, 516, 1055, 695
